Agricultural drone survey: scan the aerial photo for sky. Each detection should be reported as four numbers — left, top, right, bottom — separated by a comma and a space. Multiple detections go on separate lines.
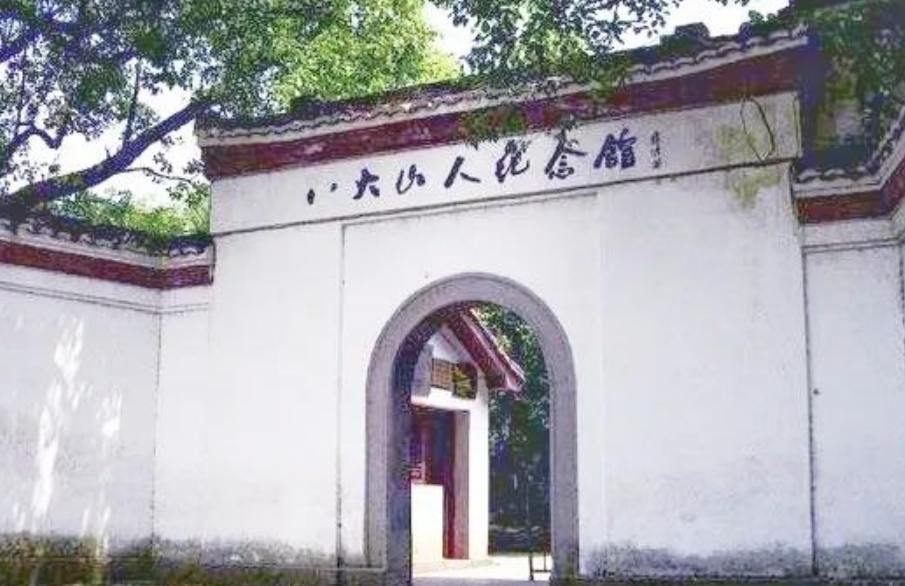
52, 0, 789, 206
424, 0, 790, 59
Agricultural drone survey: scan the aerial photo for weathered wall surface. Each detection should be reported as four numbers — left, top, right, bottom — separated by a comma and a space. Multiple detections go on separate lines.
805, 241, 905, 578
152, 289, 211, 553
198, 224, 342, 564
0, 265, 160, 550
591, 166, 812, 577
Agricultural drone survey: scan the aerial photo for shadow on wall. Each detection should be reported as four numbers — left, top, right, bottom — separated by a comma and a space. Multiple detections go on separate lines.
818, 544, 905, 579
0, 536, 340, 586
0, 307, 344, 585
0, 534, 153, 586
0, 311, 137, 584
584, 543, 905, 580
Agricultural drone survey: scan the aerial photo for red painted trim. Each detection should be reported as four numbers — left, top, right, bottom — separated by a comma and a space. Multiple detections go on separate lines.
161, 264, 215, 289
0, 240, 213, 290
795, 190, 884, 223
797, 154, 905, 223
444, 410, 459, 560
411, 407, 464, 558
201, 48, 806, 180
886, 149, 905, 216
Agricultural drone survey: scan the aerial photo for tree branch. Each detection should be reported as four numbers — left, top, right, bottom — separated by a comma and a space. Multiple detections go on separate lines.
0, 7, 77, 64
120, 166, 199, 186
122, 62, 143, 148
0, 124, 59, 174
0, 100, 210, 214
22, 123, 65, 150
0, 28, 40, 64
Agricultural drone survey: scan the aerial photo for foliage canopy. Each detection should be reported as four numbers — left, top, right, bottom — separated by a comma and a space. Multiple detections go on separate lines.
0, 0, 457, 214
474, 304, 551, 537
1, 0, 902, 221
47, 185, 210, 242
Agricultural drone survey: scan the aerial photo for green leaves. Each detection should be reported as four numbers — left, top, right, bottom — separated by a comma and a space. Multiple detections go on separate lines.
474, 303, 550, 530
272, 0, 460, 104
47, 187, 211, 240
0, 0, 464, 212
437, 0, 685, 84
3, 0, 900, 216
810, 0, 905, 143
741, 0, 905, 159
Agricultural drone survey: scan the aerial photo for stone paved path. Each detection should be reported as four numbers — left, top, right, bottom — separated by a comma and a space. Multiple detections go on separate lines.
412, 578, 547, 586
413, 554, 549, 586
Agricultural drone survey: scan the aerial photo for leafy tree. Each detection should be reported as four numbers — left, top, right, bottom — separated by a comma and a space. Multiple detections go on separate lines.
799, 0, 905, 156
2, 0, 900, 223
436, 0, 905, 149
0, 0, 457, 215
474, 303, 550, 547
274, 0, 459, 103
439, 0, 691, 87
46, 185, 210, 240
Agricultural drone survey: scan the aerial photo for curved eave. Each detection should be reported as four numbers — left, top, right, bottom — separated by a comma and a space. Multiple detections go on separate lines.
795, 106, 905, 223
445, 310, 526, 394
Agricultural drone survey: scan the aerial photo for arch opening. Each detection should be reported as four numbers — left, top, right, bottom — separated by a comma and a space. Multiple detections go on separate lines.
363, 274, 578, 585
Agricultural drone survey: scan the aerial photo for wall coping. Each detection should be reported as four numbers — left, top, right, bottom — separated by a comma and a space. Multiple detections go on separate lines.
0, 216, 214, 291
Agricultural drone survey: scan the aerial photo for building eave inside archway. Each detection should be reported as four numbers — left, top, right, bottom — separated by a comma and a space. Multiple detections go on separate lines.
443, 309, 526, 393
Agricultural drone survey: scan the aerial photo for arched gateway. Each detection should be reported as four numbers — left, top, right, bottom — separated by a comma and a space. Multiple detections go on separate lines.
364, 274, 578, 584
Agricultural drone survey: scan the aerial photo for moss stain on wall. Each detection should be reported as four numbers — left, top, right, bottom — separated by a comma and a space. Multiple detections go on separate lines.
713, 98, 784, 208
725, 166, 784, 210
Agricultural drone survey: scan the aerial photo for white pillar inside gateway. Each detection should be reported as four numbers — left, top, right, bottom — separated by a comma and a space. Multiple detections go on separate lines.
409, 326, 492, 564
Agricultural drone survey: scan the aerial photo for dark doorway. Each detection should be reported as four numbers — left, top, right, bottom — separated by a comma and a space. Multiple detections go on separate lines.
410, 406, 467, 559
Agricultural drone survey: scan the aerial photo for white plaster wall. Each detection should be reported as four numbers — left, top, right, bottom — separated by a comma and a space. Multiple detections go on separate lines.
8, 89, 903, 582
428, 331, 459, 362
806, 245, 905, 577
0, 268, 159, 549
207, 93, 802, 576
594, 166, 812, 576
153, 294, 211, 546
200, 225, 342, 560
200, 91, 827, 578
0, 91, 820, 582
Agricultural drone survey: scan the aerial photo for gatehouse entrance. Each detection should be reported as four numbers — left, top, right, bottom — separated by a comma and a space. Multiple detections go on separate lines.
364, 274, 579, 585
